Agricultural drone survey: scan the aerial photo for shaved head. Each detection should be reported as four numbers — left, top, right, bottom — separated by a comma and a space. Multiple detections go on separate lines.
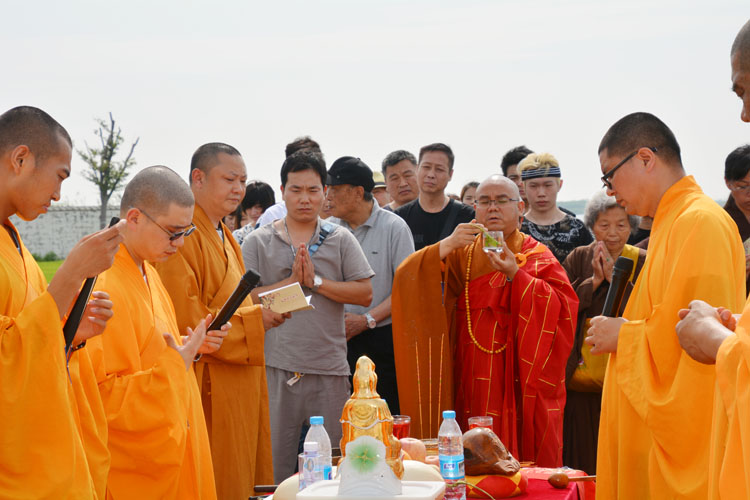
0, 106, 71, 161
474, 174, 524, 233
476, 174, 521, 199
189, 142, 241, 183
732, 19, 750, 69
121, 165, 194, 217
598, 112, 682, 167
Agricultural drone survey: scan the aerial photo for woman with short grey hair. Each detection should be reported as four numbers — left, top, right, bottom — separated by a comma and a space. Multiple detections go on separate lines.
583, 190, 640, 235
560, 189, 646, 475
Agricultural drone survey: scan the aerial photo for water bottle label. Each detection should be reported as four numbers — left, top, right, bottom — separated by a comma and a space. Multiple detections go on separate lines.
322, 465, 332, 480
439, 455, 465, 480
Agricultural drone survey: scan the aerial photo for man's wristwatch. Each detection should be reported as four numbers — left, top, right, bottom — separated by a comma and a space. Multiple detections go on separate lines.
312, 274, 323, 292
365, 312, 377, 329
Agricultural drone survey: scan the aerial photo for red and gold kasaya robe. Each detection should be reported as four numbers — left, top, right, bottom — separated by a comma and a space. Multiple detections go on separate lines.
392, 230, 577, 466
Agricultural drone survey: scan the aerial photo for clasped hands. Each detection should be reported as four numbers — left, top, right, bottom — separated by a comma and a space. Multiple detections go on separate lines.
675, 300, 737, 364
591, 241, 614, 291
291, 242, 316, 289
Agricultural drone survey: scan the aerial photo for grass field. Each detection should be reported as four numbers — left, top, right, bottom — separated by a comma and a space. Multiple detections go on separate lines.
37, 260, 63, 282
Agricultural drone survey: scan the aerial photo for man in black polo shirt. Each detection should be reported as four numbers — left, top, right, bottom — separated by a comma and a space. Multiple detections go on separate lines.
395, 143, 474, 250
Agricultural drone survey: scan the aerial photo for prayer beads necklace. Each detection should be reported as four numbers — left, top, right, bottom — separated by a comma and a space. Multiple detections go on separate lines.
464, 241, 507, 355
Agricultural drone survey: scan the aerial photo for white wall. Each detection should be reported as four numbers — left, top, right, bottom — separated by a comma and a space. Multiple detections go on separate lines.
11, 206, 119, 259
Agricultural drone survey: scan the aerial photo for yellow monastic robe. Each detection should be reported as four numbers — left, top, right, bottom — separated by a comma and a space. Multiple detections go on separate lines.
68, 349, 111, 499
0, 222, 96, 499
597, 176, 746, 499
708, 297, 750, 500
154, 205, 272, 499
87, 245, 217, 499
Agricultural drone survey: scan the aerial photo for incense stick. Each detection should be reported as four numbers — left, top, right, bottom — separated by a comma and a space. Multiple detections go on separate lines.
428, 337, 433, 436
415, 342, 423, 438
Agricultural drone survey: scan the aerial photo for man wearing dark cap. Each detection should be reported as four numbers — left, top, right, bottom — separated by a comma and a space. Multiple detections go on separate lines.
242, 151, 374, 482
326, 156, 414, 413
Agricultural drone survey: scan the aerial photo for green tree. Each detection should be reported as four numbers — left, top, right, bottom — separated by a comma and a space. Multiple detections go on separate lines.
77, 113, 139, 228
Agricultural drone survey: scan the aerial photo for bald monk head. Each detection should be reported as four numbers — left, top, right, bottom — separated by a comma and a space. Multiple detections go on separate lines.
598, 112, 684, 218
473, 174, 524, 235
731, 20, 750, 122
121, 165, 195, 267
189, 142, 247, 227
0, 106, 73, 222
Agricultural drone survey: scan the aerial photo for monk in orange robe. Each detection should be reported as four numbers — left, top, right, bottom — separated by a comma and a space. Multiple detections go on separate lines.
0, 106, 124, 498
669, 22, 750, 500
392, 175, 578, 467
155, 143, 287, 498
586, 112, 746, 499
87, 166, 225, 499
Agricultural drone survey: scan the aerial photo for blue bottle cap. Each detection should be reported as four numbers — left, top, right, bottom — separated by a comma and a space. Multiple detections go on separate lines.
442, 410, 456, 419
310, 416, 324, 425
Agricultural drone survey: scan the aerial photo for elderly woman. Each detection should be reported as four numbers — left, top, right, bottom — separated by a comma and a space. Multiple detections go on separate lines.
560, 190, 646, 475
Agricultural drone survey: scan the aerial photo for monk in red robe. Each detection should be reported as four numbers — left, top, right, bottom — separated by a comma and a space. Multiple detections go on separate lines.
392, 175, 577, 466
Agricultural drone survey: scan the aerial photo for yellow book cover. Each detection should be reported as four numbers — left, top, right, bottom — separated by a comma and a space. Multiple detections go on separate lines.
258, 282, 314, 314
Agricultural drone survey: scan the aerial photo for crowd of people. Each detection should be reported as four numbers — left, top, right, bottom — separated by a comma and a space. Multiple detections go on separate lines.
4, 18, 750, 500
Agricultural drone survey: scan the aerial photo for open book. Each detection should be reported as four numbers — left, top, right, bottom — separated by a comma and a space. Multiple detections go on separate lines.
258, 282, 314, 314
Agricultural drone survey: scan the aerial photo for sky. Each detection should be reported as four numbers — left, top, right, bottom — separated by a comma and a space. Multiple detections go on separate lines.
2, 0, 748, 205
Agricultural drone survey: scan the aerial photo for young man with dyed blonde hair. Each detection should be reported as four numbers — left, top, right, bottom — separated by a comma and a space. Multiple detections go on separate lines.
519, 152, 592, 262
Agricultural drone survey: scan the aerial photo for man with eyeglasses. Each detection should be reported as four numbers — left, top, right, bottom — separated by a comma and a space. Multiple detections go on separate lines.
721, 145, 750, 294
392, 174, 578, 468
585, 112, 745, 500
87, 166, 227, 499
155, 143, 287, 499
673, 20, 750, 500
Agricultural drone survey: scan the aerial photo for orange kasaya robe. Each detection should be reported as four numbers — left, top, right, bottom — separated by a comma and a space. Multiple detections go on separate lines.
87, 245, 217, 499
154, 204, 272, 499
597, 176, 746, 500
392, 230, 578, 466
0, 221, 99, 499
708, 298, 750, 500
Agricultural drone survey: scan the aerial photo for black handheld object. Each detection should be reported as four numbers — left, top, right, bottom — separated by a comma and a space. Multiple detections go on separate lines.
62, 217, 120, 353
601, 256, 635, 317
207, 269, 262, 331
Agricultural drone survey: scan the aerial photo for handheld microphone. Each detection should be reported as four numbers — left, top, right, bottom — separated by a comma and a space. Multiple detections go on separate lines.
207, 269, 262, 331
601, 256, 635, 317
63, 216, 120, 354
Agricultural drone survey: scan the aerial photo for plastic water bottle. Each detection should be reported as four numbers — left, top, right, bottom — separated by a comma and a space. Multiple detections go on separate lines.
438, 410, 466, 500
304, 416, 333, 480
300, 442, 322, 490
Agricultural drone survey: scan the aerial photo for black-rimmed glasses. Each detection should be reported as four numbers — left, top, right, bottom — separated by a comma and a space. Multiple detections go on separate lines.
601, 147, 658, 189
140, 209, 196, 241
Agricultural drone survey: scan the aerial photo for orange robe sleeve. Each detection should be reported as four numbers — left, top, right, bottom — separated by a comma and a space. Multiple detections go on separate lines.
153, 205, 272, 499
708, 306, 750, 500
88, 247, 216, 499
0, 226, 96, 499
392, 242, 455, 439
67, 348, 110, 500
597, 177, 746, 500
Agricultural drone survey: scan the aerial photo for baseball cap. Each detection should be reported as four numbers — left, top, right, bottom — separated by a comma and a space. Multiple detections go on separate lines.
326, 156, 375, 192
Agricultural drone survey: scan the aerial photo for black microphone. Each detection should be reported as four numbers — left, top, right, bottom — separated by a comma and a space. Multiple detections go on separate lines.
63, 217, 120, 354
601, 256, 635, 317
207, 269, 262, 331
